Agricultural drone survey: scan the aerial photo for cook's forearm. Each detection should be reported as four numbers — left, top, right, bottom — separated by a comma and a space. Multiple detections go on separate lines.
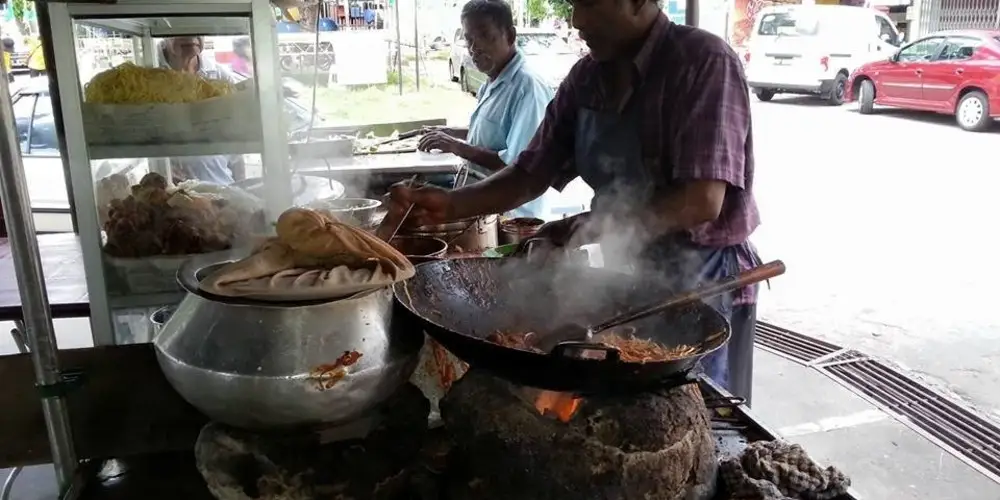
454, 143, 505, 172
447, 166, 549, 220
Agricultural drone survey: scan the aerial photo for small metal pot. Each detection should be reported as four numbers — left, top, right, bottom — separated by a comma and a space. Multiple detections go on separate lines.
308, 197, 382, 227
406, 214, 498, 253
498, 217, 545, 246
390, 236, 448, 264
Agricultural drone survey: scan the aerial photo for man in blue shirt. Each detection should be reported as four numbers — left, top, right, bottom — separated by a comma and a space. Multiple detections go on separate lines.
160, 37, 245, 185
417, 0, 556, 219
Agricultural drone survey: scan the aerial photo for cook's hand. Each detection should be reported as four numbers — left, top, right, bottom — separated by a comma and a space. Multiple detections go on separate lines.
386, 182, 451, 227
513, 214, 589, 258
533, 214, 589, 247
418, 130, 464, 154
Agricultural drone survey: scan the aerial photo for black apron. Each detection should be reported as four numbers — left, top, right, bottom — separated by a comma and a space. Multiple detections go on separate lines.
573, 97, 760, 401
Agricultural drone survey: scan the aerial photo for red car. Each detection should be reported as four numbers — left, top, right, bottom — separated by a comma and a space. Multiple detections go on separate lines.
845, 30, 1000, 131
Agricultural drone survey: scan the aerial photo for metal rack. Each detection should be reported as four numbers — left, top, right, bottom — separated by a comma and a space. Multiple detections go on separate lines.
44, 0, 292, 346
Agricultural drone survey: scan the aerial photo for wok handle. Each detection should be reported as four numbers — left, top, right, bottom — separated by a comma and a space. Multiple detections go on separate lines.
551, 342, 622, 362
591, 260, 786, 334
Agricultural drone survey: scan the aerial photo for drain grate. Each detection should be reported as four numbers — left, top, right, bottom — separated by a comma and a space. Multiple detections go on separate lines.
810, 349, 868, 368
824, 359, 1000, 483
754, 322, 841, 363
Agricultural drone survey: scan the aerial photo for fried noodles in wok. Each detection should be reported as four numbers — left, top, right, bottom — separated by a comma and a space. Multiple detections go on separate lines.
486, 330, 699, 363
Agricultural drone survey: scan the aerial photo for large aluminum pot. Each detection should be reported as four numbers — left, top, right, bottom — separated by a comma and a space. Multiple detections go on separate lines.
153, 253, 423, 429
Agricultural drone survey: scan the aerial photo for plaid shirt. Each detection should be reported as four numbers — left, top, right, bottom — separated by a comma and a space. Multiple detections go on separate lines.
513, 14, 761, 304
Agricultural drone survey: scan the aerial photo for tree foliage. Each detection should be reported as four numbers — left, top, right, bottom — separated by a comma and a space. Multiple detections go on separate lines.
547, 0, 572, 22
526, 0, 548, 26
10, 0, 31, 36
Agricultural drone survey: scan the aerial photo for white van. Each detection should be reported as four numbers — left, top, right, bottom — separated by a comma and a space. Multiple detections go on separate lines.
745, 5, 901, 105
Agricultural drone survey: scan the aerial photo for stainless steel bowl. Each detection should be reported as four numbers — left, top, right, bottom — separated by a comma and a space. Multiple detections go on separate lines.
153, 257, 423, 429
308, 197, 383, 227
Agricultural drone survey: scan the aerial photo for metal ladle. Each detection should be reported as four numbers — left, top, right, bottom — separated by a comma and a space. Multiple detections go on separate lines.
536, 260, 787, 353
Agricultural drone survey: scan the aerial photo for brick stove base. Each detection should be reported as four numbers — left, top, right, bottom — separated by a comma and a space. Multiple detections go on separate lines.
441, 370, 718, 500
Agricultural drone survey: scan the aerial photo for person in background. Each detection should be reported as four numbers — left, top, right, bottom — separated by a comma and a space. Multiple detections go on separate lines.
363, 3, 377, 29
27, 37, 45, 78
416, 0, 557, 219
160, 36, 245, 184
2, 37, 15, 83
389, 0, 761, 403
231, 37, 253, 76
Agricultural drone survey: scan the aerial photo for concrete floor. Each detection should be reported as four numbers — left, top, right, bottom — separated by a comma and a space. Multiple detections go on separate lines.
753, 350, 1000, 500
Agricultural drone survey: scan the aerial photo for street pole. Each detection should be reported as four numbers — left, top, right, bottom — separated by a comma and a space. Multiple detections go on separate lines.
414, 0, 420, 91
0, 19, 77, 493
394, 0, 403, 95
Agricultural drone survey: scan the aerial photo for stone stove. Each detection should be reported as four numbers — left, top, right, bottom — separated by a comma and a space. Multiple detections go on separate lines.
441, 370, 718, 500
192, 370, 754, 500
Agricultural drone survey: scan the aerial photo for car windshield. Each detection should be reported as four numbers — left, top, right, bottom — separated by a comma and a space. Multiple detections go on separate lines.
757, 11, 820, 37
517, 33, 575, 55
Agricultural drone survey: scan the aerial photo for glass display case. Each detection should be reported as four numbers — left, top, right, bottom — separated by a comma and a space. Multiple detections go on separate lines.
44, 0, 292, 345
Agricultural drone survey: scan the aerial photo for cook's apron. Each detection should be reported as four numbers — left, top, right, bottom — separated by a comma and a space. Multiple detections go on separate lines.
573, 98, 760, 401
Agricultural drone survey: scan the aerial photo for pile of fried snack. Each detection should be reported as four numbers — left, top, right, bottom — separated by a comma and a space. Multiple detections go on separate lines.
102, 173, 263, 258
201, 208, 415, 301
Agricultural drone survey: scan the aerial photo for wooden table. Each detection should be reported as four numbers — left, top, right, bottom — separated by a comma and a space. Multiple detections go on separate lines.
0, 233, 89, 355
0, 233, 89, 322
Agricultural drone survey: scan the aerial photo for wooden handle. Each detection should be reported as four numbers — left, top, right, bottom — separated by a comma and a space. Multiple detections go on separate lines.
591, 260, 786, 334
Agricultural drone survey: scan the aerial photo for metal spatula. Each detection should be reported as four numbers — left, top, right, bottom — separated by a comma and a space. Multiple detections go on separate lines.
535, 260, 787, 354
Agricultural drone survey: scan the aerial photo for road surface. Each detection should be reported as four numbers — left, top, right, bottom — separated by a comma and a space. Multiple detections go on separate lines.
751, 94, 1000, 421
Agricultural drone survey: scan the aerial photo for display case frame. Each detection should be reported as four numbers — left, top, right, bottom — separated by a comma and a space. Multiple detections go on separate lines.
44, 0, 292, 346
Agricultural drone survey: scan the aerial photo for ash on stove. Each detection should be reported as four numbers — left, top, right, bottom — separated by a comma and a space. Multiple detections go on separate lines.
195, 383, 430, 500
440, 370, 718, 500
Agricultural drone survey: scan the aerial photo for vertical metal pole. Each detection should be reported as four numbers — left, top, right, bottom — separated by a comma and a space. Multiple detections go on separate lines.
413, 0, 420, 90
394, 1, 402, 95
35, 7, 78, 234
0, 25, 77, 493
685, 0, 699, 27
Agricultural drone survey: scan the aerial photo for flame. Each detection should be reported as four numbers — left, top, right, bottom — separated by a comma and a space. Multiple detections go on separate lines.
534, 390, 582, 423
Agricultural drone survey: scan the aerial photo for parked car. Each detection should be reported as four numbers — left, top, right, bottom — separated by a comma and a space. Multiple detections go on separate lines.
845, 30, 1000, 131
449, 28, 580, 95
13, 77, 327, 232
745, 4, 901, 105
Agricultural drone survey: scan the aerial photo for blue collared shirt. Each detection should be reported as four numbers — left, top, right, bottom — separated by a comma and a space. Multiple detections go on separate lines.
467, 50, 557, 219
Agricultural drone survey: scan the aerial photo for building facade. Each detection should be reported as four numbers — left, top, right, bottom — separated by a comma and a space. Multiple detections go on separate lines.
914, 0, 1000, 35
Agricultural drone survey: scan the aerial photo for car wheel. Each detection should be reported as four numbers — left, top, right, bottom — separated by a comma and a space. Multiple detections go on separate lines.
755, 89, 775, 102
449, 60, 458, 82
460, 68, 467, 94
827, 73, 847, 106
955, 91, 991, 132
858, 79, 875, 114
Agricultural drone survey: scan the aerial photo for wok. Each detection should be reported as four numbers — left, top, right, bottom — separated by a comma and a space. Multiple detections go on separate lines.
393, 258, 730, 394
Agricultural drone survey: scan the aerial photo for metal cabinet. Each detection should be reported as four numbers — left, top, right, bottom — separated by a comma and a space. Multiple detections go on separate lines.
43, 0, 292, 345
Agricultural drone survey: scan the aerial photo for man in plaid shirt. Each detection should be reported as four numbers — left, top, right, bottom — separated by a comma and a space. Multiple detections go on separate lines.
388, 0, 761, 403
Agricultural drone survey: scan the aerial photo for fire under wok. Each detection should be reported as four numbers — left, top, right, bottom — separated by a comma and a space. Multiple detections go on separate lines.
392, 258, 730, 394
